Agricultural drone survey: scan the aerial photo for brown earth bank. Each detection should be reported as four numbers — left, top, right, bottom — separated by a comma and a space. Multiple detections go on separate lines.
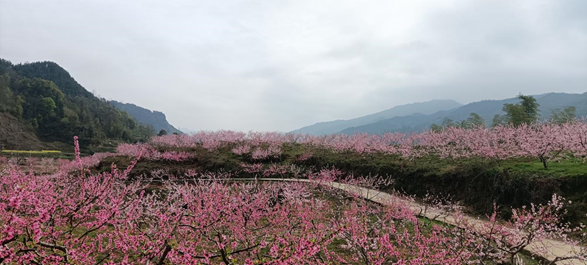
0, 112, 43, 150
0, 112, 75, 152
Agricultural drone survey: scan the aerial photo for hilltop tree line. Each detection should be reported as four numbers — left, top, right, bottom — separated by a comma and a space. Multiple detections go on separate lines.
431, 94, 577, 132
0, 59, 152, 148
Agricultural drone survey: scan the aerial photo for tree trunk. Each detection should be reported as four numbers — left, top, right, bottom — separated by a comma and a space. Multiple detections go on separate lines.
539, 155, 548, 169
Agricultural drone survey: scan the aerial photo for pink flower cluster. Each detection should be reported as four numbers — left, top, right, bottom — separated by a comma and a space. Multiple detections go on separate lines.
251, 145, 282, 160
1, 149, 145, 263
231, 144, 251, 155
151, 131, 247, 150
240, 162, 263, 174
116, 143, 193, 162
59, 152, 116, 173
232, 143, 283, 160
296, 152, 313, 161
262, 163, 289, 177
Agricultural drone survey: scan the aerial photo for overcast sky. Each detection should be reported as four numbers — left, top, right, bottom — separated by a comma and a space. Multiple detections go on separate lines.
1, 0, 586, 132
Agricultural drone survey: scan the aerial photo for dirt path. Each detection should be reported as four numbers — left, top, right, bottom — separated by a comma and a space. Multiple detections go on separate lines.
231, 177, 586, 265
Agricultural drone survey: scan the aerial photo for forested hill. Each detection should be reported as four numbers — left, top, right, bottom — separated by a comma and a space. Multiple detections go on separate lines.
109, 101, 182, 135
0, 59, 153, 149
12, 61, 93, 98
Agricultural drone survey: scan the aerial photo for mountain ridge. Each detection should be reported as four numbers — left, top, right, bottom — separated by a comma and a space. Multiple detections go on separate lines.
291, 99, 463, 135
340, 92, 587, 135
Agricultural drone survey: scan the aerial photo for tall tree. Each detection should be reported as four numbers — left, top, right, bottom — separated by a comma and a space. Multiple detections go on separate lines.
551, 106, 576, 124
0, 86, 15, 112
463, 112, 485, 128
441, 117, 456, 128
519, 95, 540, 122
502, 94, 540, 126
430, 123, 443, 132
491, 114, 505, 127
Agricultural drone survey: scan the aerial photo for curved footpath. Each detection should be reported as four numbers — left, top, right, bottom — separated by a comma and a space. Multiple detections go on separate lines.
228, 177, 586, 265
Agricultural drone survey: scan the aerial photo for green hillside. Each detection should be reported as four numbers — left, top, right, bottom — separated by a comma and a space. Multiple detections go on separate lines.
0, 59, 153, 150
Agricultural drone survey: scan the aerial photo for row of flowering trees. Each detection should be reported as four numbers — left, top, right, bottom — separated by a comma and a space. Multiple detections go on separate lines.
135, 121, 587, 168
412, 122, 587, 168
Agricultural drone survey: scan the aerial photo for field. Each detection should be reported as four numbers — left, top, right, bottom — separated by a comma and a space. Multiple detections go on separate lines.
1, 150, 61, 154
1, 123, 587, 264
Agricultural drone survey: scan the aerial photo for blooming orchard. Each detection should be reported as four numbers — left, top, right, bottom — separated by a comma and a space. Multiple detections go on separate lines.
1, 121, 587, 264
2, 159, 584, 263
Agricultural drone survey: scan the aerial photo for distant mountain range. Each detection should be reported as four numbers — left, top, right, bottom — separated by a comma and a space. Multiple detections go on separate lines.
291, 100, 463, 135
293, 92, 587, 135
109, 101, 182, 134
